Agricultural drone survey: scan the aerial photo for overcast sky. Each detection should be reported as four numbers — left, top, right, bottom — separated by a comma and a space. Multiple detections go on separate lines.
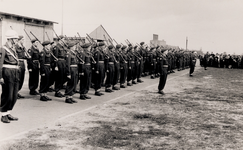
0, 0, 243, 54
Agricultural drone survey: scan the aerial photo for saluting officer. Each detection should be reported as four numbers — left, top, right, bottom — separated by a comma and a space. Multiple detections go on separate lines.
27, 39, 40, 95
79, 43, 92, 100
15, 35, 30, 99
0, 29, 20, 123
158, 48, 169, 95
39, 41, 52, 101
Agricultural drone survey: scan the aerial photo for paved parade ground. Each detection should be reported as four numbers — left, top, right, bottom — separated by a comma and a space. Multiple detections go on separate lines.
0, 61, 200, 142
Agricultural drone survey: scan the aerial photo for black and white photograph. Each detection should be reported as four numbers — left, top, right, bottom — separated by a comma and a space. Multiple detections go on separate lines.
0, 0, 243, 149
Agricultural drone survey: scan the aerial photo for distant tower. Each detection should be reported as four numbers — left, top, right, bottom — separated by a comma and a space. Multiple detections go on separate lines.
150, 34, 166, 47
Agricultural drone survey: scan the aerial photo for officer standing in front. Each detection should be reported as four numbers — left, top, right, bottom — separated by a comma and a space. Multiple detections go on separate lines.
158, 48, 169, 95
0, 29, 20, 123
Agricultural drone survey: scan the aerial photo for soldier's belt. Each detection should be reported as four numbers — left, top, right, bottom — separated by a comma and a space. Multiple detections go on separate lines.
70, 65, 78, 67
44, 64, 50, 66
18, 59, 25, 61
163, 65, 168, 67
33, 60, 39, 63
108, 62, 114, 64
85, 63, 91, 65
3, 64, 19, 69
98, 61, 104, 63
131, 61, 135, 63
58, 58, 65, 60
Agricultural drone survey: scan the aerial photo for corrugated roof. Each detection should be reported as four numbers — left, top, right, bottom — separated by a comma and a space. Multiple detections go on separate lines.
0, 11, 58, 24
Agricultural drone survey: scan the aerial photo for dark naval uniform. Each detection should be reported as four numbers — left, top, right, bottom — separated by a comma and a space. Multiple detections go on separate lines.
15, 42, 28, 98
105, 46, 116, 92
120, 46, 128, 88
64, 48, 79, 104
127, 47, 135, 86
48, 44, 57, 92
158, 50, 168, 94
53, 42, 68, 97
112, 47, 121, 90
148, 48, 157, 78
79, 44, 92, 100
189, 52, 197, 76
27, 44, 40, 95
93, 43, 105, 96
0, 44, 20, 122
39, 46, 52, 101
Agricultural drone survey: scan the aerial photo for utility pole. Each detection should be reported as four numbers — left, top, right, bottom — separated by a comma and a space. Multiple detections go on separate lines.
61, 0, 64, 35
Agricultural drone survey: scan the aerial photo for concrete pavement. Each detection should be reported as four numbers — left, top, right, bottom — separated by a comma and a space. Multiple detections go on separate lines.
0, 61, 201, 142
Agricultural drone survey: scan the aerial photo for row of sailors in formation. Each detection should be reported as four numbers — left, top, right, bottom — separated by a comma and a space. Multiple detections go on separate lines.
0, 29, 197, 123
199, 52, 243, 69
15, 35, 194, 104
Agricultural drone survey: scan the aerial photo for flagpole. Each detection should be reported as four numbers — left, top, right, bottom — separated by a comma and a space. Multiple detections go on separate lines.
186, 37, 188, 50
61, 0, 64, 35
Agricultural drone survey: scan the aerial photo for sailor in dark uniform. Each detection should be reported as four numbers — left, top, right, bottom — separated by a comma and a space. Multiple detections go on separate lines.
158, 48, 169, 95
0, 29, 20, 123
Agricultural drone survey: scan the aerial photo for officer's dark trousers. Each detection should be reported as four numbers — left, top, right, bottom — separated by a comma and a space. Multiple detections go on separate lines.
105, 64, 114, 88
55, 60, 66, 92
18, 60, 25, 91
80, 65, 91, 94
39, 66, 51, 93
120, 62, 127, 85
189, 64, 195, 75
65, 67, 78, 96
158, 67, 168, 91
1, 67, 19, 113
204, 59, 208, 69
29, 62, 39, 92
94, 63, 104, 91
113, 62, 120, 86
127, 63, 134, 82
155, 61, 160, 75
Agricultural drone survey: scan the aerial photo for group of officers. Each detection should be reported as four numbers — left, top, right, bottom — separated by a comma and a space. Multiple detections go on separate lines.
200, 52, 243, 70
0, 29, 197, 123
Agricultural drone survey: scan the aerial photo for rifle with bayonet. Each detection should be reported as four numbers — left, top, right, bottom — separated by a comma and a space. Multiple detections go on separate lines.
29, 31, 58, 61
